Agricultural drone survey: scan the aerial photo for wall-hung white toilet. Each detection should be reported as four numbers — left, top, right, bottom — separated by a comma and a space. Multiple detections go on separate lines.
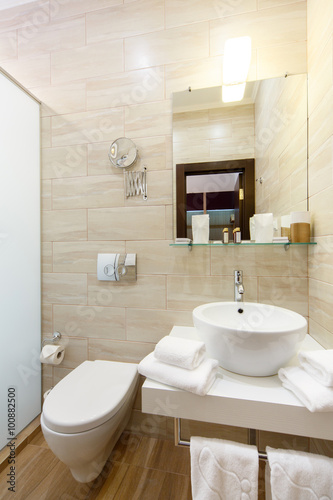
41, 360, 138, 482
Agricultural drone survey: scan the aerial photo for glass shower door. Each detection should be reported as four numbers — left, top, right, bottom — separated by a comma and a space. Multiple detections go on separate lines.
0, 69, 41, 450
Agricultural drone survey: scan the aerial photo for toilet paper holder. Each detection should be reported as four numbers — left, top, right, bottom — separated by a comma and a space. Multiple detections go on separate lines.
42, 331, 62, 347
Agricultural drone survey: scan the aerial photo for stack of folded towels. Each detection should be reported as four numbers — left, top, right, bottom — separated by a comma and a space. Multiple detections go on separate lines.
278, 349, 333, 412
138, 336, 219, 396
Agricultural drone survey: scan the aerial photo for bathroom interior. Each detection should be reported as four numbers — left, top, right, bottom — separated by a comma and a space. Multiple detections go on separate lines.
0, 0, 332, 498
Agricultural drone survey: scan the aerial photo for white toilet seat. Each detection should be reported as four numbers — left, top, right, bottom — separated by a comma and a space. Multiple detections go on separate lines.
42, 360, 138, 434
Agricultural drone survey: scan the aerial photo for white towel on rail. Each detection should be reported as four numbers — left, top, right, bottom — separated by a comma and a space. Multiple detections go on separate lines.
266, 447, 333, 500
298, 349, 333, 387
190, 436, 258, 500
278, 366, 333, 412
154, 335, 206, 370
138, 352, 218, 396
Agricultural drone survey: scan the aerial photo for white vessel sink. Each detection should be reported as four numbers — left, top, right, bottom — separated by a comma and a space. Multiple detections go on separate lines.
193, 302, 307, 376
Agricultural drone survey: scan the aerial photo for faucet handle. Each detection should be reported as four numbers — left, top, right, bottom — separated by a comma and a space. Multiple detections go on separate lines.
234, 270, 243, 283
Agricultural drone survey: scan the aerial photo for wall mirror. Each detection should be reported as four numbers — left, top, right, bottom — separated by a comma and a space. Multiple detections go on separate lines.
172, 74, 308, 241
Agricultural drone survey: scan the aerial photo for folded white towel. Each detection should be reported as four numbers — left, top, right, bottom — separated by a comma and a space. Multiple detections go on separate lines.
298, 349, 333, 387
278, 366, 333, 412
190, 436, 258, 500
266, 447, 333, 500
138, 352, 218, 396
154, 336, 206, 370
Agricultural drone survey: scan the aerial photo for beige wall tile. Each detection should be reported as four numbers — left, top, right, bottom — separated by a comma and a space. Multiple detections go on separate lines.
53, 366, 72, 385
307, 0, 333, 64
125, 240, 211, 275
53, 241, 126, 273
165, 206, 175, 242
126, 308, 193, 342
88, 142, 121, 176
1, 53, 50, 88
258, 276, 308, 316
41, 116, 51, 148
86, 0, 164, 43
88, 338, 153, 363
42, 304, 52, 334
52, 175, 125, 210
0, 0, 49, 32
257, 41, 307, 80
42, 365, 53, 393
308, 36, 333, 116
42, 242, 52, 273
309, 279, 333, 334
53, 304, 126, 340
165, 56, 225, 97
131, 137, 168, 171
18, 15, 85, 57
35, 82, 86, 117
59, 336, 88, 369
210, 3, 306, 55
51, 108, 124, 147
51, 40, 124, 84
125, 23, 209, 71
42, 273, 87, 305
166, 0, 256, 28
42, 209, 87, 242
167, 275, 257, 310
309, 319, 333, 350
50, 0, 121, 21
308, 136, 333, 198
0, 31, 17, 60
42, 180, 51, 211
308, 87, 333, 157
211, 245, 308, 278
87, 274, 166, 309
308, 236, 333, 285
42, 144, 87, 179
88, 206, 165, 240
125, 100, 172, 139
309, 185, 333, 237
87, 67, 164, 111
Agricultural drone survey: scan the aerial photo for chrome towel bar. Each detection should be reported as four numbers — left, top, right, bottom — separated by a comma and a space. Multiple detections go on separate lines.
174, 418, 268, 461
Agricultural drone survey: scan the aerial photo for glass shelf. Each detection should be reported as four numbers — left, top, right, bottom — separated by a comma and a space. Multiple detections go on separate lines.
170, 242, 317, 248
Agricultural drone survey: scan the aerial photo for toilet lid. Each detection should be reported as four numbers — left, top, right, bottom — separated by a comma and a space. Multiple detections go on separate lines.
42, 360, 138, 434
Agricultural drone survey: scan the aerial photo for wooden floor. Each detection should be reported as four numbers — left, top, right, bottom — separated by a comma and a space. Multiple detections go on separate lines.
0, 431, 192, 500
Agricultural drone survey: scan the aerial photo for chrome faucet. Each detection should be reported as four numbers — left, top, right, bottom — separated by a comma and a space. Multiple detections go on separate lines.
234, 270, 244, 302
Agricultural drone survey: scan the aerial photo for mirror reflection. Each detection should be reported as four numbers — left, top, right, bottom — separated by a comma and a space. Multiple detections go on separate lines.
172, 74, 308, 241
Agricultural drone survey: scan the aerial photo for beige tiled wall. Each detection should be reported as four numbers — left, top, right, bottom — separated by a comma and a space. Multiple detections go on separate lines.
307, 0, 333, 348
1, 0, 324, 445
173, 104, 255, 165
255, 74, 308, 217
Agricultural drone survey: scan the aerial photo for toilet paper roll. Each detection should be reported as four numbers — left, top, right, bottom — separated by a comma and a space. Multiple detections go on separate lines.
40, 345, 65, 365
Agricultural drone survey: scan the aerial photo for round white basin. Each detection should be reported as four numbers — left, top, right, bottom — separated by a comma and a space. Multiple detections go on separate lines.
193, 302, 307, 376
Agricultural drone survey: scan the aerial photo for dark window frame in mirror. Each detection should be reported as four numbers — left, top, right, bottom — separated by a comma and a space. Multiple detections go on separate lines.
176, 159, 255, 240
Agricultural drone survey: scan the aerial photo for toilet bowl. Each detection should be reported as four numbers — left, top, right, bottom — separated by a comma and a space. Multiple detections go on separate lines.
41, 360, 138, 483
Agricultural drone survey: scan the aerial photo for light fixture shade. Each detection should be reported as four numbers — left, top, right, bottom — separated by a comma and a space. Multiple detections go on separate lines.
223, 36, 252, 85
222, 83, 246, 103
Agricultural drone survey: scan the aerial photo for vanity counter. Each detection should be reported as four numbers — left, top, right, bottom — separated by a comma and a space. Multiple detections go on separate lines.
142, 327, 333, 441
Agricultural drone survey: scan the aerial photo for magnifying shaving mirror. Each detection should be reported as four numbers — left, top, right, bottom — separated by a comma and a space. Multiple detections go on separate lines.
108, 137, 138, 168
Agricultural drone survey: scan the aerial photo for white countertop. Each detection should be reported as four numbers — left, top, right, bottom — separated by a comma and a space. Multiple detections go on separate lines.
142, 327, 333, 440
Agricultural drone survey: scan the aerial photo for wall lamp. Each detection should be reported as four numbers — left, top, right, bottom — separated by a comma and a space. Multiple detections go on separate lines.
222, 36, 252, 103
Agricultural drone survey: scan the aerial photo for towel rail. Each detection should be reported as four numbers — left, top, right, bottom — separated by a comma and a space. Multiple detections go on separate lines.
174, 418, 268, 461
